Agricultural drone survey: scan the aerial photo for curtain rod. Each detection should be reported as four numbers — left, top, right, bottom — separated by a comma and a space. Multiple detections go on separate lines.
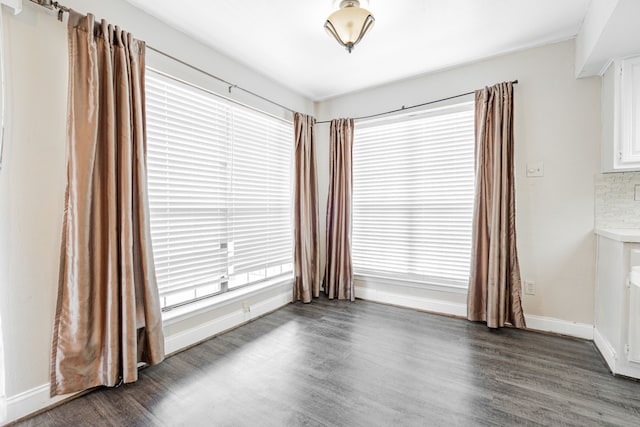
316, 80, 519, 124
145, 46, 295, 114
29, 0, 297, 115
31, 1, 518, 124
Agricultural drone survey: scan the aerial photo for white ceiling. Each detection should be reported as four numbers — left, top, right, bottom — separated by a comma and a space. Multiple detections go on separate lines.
125, 0, 591, 101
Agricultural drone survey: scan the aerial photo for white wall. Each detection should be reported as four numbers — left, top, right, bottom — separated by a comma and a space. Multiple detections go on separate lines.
0, 0, 312, 423
316, 40, 601, 328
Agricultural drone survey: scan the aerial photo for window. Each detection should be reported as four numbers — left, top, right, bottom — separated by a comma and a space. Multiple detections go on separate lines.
146, 70, 293, 310
352, 102, 475, 290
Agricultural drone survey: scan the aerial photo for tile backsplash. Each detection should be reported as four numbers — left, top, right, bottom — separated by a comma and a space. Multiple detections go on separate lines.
595, 172, 640, 229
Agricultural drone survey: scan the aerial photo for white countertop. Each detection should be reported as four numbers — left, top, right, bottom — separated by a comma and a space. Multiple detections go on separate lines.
595, 228, 640, 243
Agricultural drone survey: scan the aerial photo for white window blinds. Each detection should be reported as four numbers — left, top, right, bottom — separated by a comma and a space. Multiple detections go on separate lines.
352, 102, 475, 290
228, 107, 294, 289
146, 70, 293, 309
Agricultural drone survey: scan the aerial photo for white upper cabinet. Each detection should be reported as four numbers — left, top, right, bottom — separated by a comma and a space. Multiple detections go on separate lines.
615, 56, 640, 169
603, 55, 640, 172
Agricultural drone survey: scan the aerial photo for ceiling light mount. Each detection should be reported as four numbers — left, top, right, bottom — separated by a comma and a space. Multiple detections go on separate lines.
324, 0, 375, 53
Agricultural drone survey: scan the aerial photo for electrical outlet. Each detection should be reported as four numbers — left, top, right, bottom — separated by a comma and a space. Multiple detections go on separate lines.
524, 280, 535, 295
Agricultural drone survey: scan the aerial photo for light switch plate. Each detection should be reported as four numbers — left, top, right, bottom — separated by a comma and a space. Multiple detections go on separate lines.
526, 162, 544, 178
635, 185, 640, 201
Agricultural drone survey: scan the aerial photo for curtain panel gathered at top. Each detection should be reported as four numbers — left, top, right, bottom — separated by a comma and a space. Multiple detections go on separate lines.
324, 118, 355, 301
293, 113, 320, 303
467, 81, 526, 329
51, 11, 164, 396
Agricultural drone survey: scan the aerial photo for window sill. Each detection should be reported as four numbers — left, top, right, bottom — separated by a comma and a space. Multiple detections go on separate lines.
161, 275, 293, 326
354, 272, 468, 294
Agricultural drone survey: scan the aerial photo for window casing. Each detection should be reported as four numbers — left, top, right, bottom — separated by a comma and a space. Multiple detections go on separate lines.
352, 102, 475, 291
146, 70, 293, 310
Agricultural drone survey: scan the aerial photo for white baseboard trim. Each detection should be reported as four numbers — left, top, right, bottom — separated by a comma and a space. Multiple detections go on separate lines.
593, 327, 617, 373
593, 327, 640, 379
5, 289, 291, 425
613, 361, 640, 379
164, 310, 245, 356
355, 285, 467, 317
524, 314, 594, 340
356, 285, 594, 340
3, 286, 604, 424
5, 384, 75, 425
164, 289, 291, 355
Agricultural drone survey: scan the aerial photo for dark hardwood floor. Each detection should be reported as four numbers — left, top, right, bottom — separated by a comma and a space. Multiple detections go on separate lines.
13, 299, 640, 426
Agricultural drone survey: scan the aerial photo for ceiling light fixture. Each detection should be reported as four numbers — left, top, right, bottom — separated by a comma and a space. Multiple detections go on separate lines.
324, 0, 375, 53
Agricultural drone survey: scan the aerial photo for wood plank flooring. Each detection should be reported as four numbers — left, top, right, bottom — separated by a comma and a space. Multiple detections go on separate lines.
12, 298, 640, 426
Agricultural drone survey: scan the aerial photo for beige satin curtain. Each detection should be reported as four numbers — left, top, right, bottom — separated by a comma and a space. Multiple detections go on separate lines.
467, 82, 526, 328
293, 113, 320, 303
51, 11, 165, 396
324, 118, 355, 301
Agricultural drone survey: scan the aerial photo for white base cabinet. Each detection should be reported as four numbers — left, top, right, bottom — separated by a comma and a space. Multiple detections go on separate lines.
594, 228, 640, 379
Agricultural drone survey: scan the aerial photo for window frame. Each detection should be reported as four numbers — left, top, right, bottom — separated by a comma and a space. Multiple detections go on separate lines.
145, 68, 294, 311
351, 100, 476, 293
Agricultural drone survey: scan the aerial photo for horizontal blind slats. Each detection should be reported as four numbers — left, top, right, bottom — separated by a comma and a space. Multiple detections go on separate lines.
352, 102, 474, 288
146, 70, 293, 309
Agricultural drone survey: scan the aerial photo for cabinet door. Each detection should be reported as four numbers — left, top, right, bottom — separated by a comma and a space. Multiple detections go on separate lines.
629, 274, 640, 363
615, 56, 640, 169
